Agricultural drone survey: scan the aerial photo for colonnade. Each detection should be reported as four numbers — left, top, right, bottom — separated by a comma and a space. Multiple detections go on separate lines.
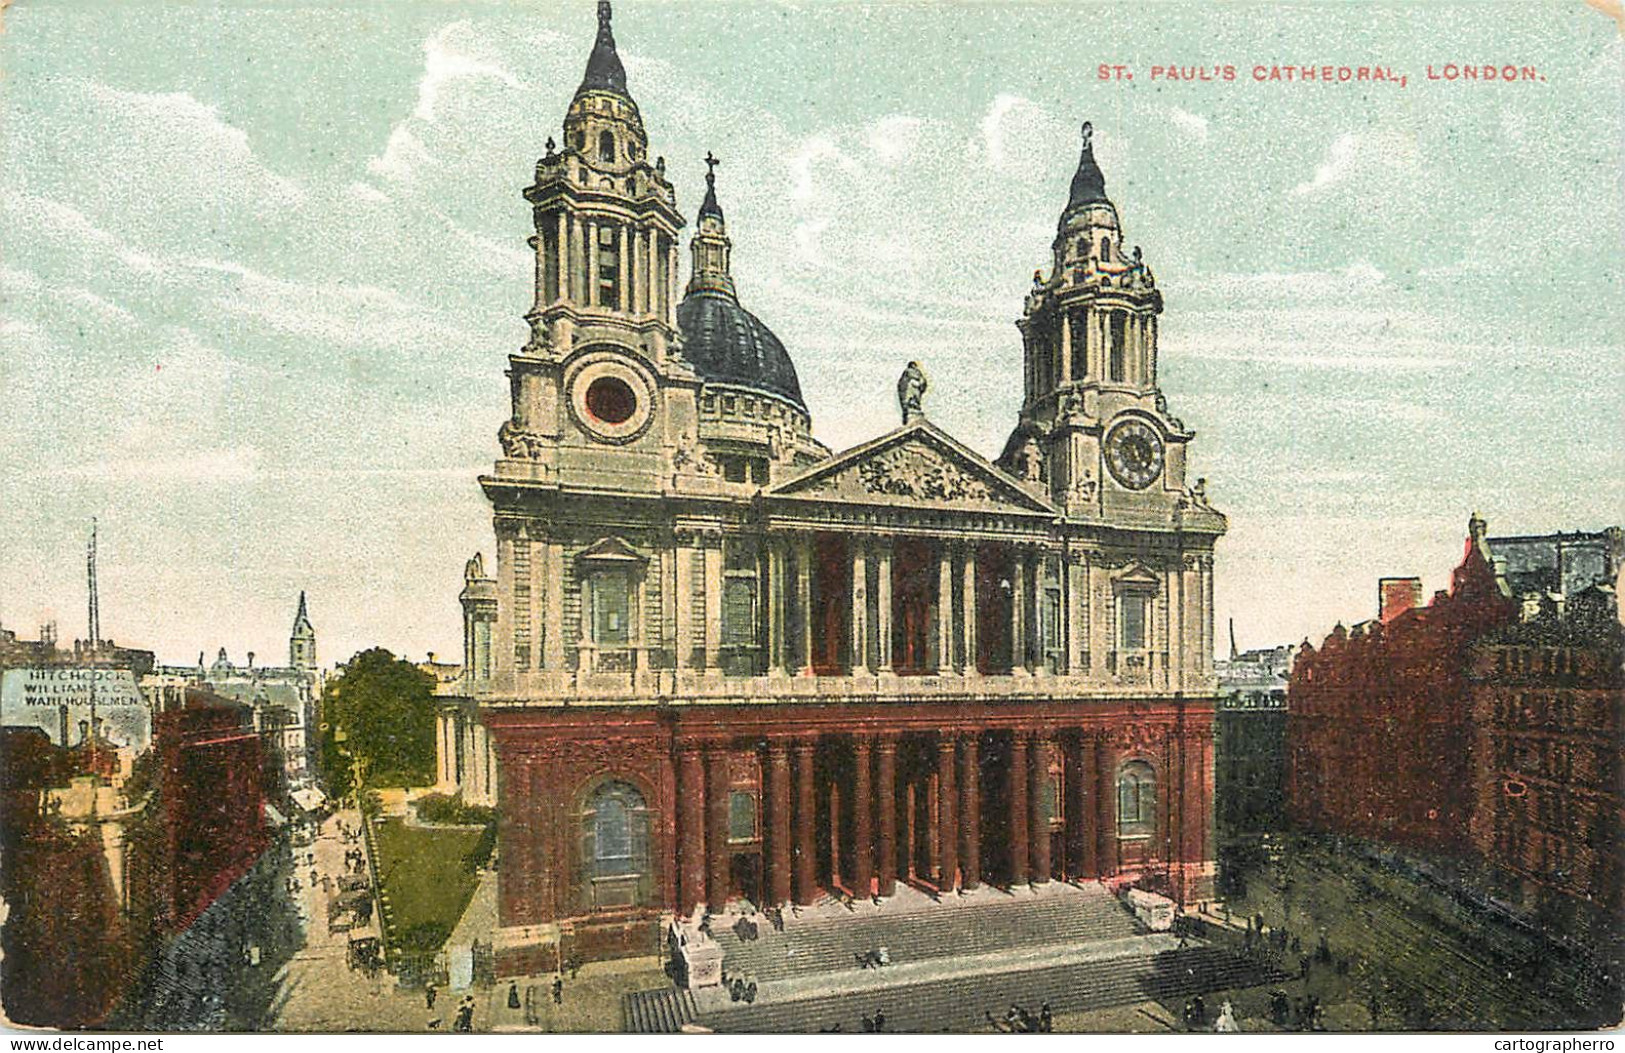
760, 535, 1051, 677
674, 728, 1171, 915
537, 210, 681, 327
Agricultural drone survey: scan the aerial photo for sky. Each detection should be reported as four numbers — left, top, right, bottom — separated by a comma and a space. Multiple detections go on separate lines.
1, 1, 1620, 668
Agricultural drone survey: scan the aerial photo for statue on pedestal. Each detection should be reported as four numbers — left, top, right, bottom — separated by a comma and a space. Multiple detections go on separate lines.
897, 360, 928, 424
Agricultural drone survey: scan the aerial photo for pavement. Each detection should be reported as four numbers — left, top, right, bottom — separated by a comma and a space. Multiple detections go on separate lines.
268, 808, 505, 1033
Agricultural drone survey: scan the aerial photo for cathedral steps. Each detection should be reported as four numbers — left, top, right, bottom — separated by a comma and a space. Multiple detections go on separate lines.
620, 986, 698, 1034
709, 882, 1141, 985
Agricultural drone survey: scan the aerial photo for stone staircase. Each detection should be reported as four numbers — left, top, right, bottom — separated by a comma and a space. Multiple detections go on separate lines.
709, 882, 1141, 984
623, 882, 1283, 1033
621, 987, 698, 1034
699, 943, 1277, 1033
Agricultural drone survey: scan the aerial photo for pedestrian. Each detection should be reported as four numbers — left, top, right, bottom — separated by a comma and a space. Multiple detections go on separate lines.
552, 975, 563, 1006
873, 1007, 886, 1032
508, 981, 520, 1009
1039, 1003, 1052, 1033
426, 984, 437, 1010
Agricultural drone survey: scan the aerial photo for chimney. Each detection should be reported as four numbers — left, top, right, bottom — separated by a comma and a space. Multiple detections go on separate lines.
1379, 577, 1424, 624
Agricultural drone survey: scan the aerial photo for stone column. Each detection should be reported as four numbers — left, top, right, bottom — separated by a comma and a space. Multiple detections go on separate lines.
923, 769, 940, 885
1029, 735, 1052, 884
876, 736, 898, 897
585, 219, 599, 308
1076, 736, 1098, 877
935, 544, 954, 673
556, 211, 570, 303
1010, 549, 1029, 676
703, 539, 724, 670
1060, 309, 1073, 383
796, 535, 815, 676
874, 539, 893, 674
705, 748, 731, 910
644, 229, 657, 318
960, 544, 978, 674
793, 740, 817, 903
937, 737, 958, 890
767, 539, 787, 675
618, 224, 630, 312
959, 734, 981, 889
768, 743, 793, 906
1202, 555, 1215, 675
850, 540, 869, 674
1008, 733, 1030, 884
678, 746, 706, 914
1095, 737, 1117, 877
1067, 552, 1087, 675
852, 738, 873, 897
674, 537, 693, 671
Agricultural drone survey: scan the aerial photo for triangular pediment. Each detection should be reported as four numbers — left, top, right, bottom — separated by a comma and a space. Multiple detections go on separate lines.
770, 420, 1055, 515
577, 536, 647, 565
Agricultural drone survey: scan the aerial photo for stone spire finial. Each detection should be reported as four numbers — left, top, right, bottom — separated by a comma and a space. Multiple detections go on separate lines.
699, 151, 723, 220
1066, 119, 1109, 211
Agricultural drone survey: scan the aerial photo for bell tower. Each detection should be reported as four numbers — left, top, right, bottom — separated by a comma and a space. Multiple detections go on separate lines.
1003, 122, 1198, 520
496, 1, 700, 494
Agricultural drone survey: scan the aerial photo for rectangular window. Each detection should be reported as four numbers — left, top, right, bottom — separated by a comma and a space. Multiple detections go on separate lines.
1120, 594, 1148, 650
728, 791, 758, 842
592, 573, 631, 646
723, 577, 756, 648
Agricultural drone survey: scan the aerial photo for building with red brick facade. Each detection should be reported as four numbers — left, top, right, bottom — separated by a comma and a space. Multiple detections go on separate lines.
1288, 517, 1517, 854
1469, 590, 1623, 932
1289, 517, 1623, 937
459, 3, 1226, 972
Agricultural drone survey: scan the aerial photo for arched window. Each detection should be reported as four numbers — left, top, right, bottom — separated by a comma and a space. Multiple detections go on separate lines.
1100, 236, 1112, 261
587, 781, 648, 879
1117, 760, 1156, 838
599, 130, 615, 163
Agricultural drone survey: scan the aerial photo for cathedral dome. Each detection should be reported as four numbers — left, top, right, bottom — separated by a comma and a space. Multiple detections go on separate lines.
677, 291, 806, 411
676, 156, 806, 413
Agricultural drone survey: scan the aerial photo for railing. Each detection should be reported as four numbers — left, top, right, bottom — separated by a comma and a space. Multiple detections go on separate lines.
470, 664, 1219, 705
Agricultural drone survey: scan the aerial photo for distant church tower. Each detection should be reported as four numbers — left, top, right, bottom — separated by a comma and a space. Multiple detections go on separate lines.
289, 591, 316, 671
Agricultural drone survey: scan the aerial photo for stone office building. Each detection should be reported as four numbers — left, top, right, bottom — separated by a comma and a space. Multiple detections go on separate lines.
459, 3, 1226, 969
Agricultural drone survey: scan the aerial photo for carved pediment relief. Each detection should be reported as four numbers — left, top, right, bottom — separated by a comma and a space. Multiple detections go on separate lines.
770, 422, 1055, 514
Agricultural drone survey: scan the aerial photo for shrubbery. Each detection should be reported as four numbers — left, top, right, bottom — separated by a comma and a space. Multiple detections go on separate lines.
414, 792, 496, 828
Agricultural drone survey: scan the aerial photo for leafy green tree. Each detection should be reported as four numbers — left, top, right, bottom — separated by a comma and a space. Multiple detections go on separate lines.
321, 648, 437, 788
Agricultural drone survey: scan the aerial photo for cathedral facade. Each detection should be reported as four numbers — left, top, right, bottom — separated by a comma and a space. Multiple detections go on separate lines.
456, 3, 1226, 970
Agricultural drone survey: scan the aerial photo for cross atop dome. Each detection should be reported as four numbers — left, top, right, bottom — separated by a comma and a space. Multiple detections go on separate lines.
700, 151, 724, 220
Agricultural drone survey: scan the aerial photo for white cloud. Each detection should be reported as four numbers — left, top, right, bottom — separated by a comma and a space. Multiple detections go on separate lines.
978, 93, 1034, 168
1166, 107, 1210, 141
1293, 133, 1360, 195
413, 22, 522, 123
367, 22, 523, 186
1292, 131, 1420, 196
80, 82, 303, 206
865, 115, 923, 165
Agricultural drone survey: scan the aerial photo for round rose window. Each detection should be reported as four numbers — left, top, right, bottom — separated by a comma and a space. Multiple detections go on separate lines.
585, 376, 637, 424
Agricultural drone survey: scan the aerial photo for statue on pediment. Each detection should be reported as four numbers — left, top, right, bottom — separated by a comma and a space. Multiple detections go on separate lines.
897, 360, 928, 424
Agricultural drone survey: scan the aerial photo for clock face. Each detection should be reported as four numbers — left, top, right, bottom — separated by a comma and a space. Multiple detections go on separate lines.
1105, 419, 1165, 490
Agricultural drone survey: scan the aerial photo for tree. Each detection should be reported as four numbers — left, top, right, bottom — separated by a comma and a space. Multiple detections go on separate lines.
321, 648, 437, 789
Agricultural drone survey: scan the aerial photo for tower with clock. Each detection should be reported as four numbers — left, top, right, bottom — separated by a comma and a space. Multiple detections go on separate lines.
1001, 121, 1217, 536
